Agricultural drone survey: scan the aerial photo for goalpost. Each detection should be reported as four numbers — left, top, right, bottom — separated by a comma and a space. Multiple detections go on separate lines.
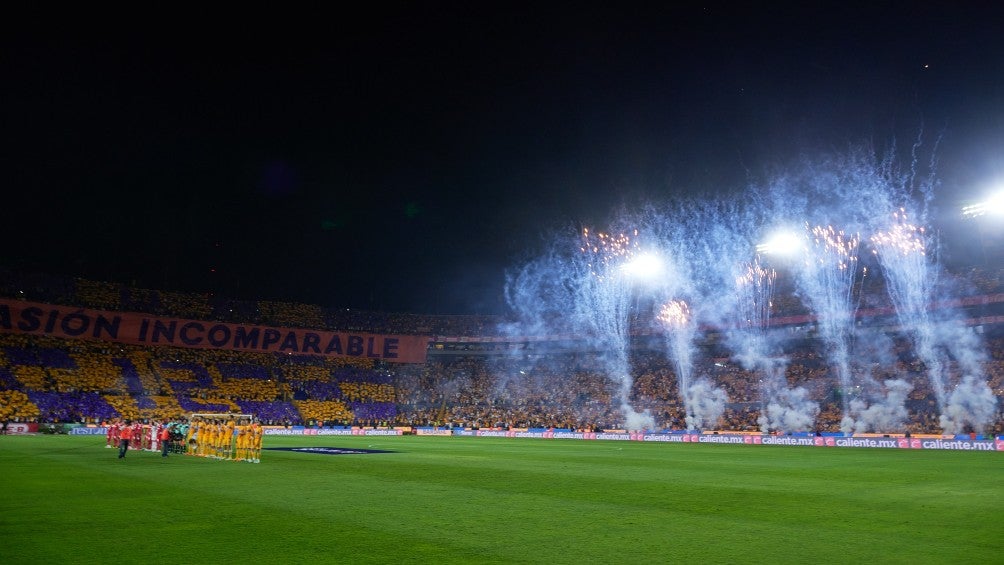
186, 413, 260, 462
189, 413, 256, 423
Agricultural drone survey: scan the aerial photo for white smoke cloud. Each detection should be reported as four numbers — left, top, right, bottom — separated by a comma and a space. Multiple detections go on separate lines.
844, 379, 913, 433
684, 379, 728, 430
758, 386, 820, 433
940, 375, 999, 434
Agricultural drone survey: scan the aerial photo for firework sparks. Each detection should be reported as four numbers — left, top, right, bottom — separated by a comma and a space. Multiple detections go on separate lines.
793, 223, 864, 429
504, 145, 996, 435
735, 258, 776, 330
870, 209, 926, 257
581, 228, 639, 281
808, 224, 859, 270
657, 300, 691, 329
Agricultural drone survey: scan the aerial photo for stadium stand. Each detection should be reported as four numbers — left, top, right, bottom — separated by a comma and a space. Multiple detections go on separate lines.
0, 268, 1001, 435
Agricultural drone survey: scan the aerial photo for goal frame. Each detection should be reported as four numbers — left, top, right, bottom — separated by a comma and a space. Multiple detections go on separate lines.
188, 413, 256, 423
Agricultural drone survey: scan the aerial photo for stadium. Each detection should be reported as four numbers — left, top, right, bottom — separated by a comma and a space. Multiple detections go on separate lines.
3, 146, 1004, 565
4, 5, 1004, 564
3, 185, 1003, 563
1, 250, 1003, 562
1, 234, 1002, 439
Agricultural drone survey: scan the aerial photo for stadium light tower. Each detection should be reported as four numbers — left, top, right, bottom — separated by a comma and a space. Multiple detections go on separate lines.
962, 189, 1004, 218
756, 229, 804, 258
619, 252, 666, 283
962, 187, 1004, 266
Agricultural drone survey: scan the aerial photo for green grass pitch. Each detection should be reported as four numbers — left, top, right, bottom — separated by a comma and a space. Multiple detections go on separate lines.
1, 434, 1001, 564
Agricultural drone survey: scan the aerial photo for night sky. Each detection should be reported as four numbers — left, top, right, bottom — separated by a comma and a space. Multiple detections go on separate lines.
3, 4, 1003, 315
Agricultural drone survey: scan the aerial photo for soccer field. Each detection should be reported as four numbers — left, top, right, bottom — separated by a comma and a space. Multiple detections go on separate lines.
1, 434, 1001, 564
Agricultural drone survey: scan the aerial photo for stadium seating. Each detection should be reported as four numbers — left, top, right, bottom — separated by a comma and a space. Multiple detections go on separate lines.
0, 269, 1000, 435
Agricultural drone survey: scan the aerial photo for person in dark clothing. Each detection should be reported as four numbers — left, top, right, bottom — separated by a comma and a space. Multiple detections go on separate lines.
118, 421, 134, 459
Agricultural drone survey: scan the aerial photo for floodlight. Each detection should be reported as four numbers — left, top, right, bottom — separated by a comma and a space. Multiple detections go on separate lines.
756, 230, 803, 257
962, 189, 1004, 218
620, 252, 664, 281
986, 191, 1004, 216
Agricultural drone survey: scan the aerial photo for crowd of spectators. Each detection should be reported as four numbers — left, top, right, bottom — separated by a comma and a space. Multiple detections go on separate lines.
2, 328, 1002, 434
392, 336, 1004, 435
0, 332, 394, 427
0, 268, 1002, 435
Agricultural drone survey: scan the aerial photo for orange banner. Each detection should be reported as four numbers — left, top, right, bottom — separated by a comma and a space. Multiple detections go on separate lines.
0, 299, 429, 363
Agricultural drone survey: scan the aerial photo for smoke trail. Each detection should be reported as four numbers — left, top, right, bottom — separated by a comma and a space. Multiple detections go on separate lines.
728, 256, 820, 433
861, 139, 997, 433
759, 145, 923, 432
641, 201, 737, 431
840, 329, 913, 433
576, 226, 659, 429
935, 312, 997, 434
502, 222, 659, 430
656, 299, 725, 429
793, 223, 865, 432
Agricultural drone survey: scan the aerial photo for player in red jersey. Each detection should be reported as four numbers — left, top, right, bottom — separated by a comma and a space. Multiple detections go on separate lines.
132, 422, 143, 452
106, 420, 120, 448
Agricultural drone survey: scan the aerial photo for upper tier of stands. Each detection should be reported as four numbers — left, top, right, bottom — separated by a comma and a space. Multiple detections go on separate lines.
2, 266, 1001, 339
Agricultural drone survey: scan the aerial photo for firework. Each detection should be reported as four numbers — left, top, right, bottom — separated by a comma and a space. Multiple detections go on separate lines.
735, 257, 776, 331
870, 209, 925, 258
790, 223, 865, 429
808, 224, 859, 271
656, 300, 691, 330
869, 209, 950, 415
730, 254, 817, 433
580, 228, 639, 281
869, 209, 931, 325
502, 144, 995, 435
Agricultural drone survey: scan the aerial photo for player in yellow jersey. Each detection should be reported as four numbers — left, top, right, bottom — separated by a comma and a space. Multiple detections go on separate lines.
250, 421, 263, 463
235, 421, 250, 462
200, 421, 215, 457
186, 419, 199, 456
194, 420, 204, 457
207, 420, 219, 458
222, 419, 236, 460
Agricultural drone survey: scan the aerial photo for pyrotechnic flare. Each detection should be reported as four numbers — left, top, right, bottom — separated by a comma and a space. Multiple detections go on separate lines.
658, 297, 727, 430
867, 209, 947, 423
557, 226, 657, 429
870, 208, 996, 433
790, 223, 864, 431
870, 210, 925, 256
869, 210, 942, 402
581, 228, 639, 282
870, 209, 930, 321
735, 259, 775, 334
656, 300, 691, 329
729, 255, 819, 433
